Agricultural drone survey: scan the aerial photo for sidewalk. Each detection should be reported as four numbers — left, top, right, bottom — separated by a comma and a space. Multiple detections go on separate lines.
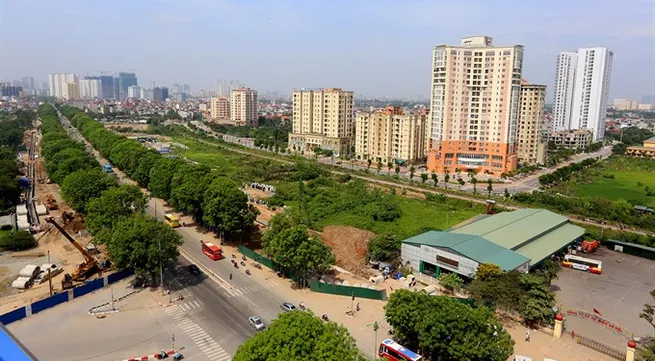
507, 325, 615, 361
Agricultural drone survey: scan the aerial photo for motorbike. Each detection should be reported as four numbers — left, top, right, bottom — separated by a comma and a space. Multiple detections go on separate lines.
241, 255, 246, 261
173, 352, 183, 360
299, 303, 306, 310
253, 263, 262, 269
234, 263, 239, 269
240, 261, 246, 266
156, 351, 168, 359
388, 328, 394, 335
178, 294, 184, 301
245, 269, 251, 275
321, 314, 329, 321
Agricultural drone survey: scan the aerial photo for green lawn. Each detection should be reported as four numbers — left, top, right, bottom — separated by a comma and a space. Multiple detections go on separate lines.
575, 170, 655, 207
316, 196, 482, 239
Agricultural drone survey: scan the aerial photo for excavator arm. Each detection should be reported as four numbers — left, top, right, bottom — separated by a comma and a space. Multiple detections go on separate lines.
45, 216, 95, 264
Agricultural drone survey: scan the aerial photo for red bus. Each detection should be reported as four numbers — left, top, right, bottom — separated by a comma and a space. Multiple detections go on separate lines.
201, 241, 223, 260
378, 339, 422, 361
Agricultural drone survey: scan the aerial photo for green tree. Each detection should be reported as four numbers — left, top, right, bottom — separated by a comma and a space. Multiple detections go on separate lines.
519, 273, 556, 326
387, 162, 393, 174
264, 226, 334, 279
394, 166, 400, 176
438, 272, 462, 294
367, 158, 372, 170
131, 151, 160, 187
486, 179, 493, 195
84, 185, 147, 234
61, 169, 116, 213
0, 174, 20, 212
420, 173, 428, 184
169, 164, 213, 221
640, 289, 655, 334
536, 259, 562, 286
504, 188, 510, 198
202, 177, 259, 240
458, 178, 465, 187
99, 215, 182, 282
409, 165, 416, 181
610, 198, 633, 223
148, 157, 183, 200
468, 271, 524, 313
431, 172, 438, 187
366, 233, 400, 262
376, 160, 383, 174
233, 311, 359, 361
0, 231, 37, 251
444, 171, 450, 189
471, 176, 478, 193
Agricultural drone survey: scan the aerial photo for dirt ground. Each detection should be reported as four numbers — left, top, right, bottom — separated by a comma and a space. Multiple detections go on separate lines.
243, 187, 281, 223
0, 134, 101, 314
104, 123, 149, 131
318, 226, 375, 277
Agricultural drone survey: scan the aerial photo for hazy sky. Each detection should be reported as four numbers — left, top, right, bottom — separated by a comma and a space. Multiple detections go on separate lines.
1, 0, 654, 100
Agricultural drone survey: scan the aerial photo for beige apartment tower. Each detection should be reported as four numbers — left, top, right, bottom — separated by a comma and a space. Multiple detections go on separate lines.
427, 36, 524, 176
355, 107, 426, 165
230, 88, 258, 126
210, 96, 230, 123
288, 88, 354, 156
517, 82, 547, 165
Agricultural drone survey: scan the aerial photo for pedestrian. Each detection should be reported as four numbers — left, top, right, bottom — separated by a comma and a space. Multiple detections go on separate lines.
525, 329, 530, 342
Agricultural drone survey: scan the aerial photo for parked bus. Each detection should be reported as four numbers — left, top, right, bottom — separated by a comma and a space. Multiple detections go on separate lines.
201, 241, 224, 260
164, 214, 180, 228
562, 254, 602, 274
378, 339, 422, 361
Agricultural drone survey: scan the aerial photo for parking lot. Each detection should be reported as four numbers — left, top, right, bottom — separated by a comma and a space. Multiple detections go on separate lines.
553, 246, 655, 349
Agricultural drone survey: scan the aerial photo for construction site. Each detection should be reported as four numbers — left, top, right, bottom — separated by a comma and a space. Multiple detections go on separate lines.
0, 126, 111, 314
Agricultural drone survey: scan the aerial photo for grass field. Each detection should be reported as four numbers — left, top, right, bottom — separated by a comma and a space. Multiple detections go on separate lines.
550, 157, 655, 207
167, 135, 485, 238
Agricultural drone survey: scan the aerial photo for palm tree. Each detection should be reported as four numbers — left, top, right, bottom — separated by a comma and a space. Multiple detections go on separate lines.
367, 158, 372, 170
444, 172, 450, 189
409, 166, 416, 182
421, 173, 428, 184
487, 178, 493, 195
395, 166, 400, 176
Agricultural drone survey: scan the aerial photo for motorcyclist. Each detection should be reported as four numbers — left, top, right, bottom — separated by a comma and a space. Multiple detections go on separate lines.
299, 302, 305, 309
229, 273, 233, 280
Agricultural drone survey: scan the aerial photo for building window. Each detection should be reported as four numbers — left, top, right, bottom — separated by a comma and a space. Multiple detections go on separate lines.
436, 255, 459, 268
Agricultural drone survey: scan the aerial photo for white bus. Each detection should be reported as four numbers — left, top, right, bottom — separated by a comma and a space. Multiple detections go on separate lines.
562, 254, 602, 274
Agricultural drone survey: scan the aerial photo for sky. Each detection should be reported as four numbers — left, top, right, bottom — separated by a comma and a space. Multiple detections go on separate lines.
1, 0, 654, 100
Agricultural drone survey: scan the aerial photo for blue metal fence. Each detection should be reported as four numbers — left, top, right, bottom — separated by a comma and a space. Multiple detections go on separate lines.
0, 308, 26, 325
72, 278, 104, 298
31, 292, 69, 315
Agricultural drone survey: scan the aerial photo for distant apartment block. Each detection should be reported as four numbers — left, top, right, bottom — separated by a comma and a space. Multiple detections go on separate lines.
626, 137, 655, 159
355, 106, 426, 165
288, 88, 354, 157
49, 73, 78, 98
153, 87, 169, 102
548, 129, 592, 149
127, 85, 141, 98
79, 79, 102, 98
613, 99, 653, 111
517, 82, 547, 165
426, 36, 524, 176
210, 96, 230, 123
230, 88, 258, 126
552, 47, 613, 141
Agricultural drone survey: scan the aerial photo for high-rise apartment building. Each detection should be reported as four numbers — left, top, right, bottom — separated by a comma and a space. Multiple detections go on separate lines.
182, 84, 190, 95
288, 88, 355, 157
141, 88, 154, 101
78, 79, 102, 98
426, 36, 524, 175
552, 47, 613, 141
229, 88, 258, 126
552, 52, 578, 130
153, 87, 169, 102
210, 96, 230, 122
117, 72, 138, 100
65, 82, 80, 99
21, 77, 35, 90
217, 80, 241, 97
517, 82, 547, 165
355, 106, 426, 164
48, 73, 78, 98
127, 85, 141, 98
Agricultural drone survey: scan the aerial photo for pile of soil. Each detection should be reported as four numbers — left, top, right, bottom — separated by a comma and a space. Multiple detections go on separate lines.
319, 226, 375, 277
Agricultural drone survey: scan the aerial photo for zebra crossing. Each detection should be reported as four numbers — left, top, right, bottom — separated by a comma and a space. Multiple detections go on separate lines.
178, 300, 202, 311
164, 304, 231, 361
225, 280, 278, 297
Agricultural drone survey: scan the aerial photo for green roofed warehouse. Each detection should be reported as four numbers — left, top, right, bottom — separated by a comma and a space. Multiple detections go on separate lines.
400, 209, 584, 279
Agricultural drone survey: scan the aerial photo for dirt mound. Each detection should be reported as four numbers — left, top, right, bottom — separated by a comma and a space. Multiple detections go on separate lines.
319, 226, 375, 277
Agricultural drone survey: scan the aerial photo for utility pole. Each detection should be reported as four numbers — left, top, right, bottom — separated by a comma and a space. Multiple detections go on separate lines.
111, 287, 115, 310
47, 269, 53, 296
159, 237, 164, 296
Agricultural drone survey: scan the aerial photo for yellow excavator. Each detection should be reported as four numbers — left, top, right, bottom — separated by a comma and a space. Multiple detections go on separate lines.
45, 216, 105, 289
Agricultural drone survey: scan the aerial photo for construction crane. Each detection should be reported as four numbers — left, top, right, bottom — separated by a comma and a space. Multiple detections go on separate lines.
45, 216, 98, 284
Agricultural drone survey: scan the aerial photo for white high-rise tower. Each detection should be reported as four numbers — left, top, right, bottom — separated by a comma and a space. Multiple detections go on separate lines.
552, 47, 613, 141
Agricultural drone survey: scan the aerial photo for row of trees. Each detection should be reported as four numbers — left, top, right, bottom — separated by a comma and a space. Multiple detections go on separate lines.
538, 157, 597, 187
59, 105, 259, 243
38, 104, 182, 280
608, 126, 654, 155
0, 110, 36, 213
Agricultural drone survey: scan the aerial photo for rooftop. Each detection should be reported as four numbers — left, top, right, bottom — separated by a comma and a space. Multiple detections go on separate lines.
402, 231, 530, 271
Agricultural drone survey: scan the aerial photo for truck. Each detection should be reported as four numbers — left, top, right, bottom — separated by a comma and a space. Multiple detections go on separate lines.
103, 163, 113, 173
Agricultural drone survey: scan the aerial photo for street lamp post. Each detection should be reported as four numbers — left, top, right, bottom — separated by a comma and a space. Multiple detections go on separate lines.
159, 237, 164, 296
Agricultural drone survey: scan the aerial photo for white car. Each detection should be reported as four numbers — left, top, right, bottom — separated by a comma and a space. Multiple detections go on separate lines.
249, 316, 265, 331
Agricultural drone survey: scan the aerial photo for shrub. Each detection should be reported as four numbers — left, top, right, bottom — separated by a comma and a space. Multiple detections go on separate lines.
0, 231, 37, 251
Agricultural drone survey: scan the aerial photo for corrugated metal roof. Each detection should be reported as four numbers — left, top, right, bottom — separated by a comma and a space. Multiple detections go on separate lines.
516, 223, 584, 265
452, 209, 568, 250
402, 231, 530, 271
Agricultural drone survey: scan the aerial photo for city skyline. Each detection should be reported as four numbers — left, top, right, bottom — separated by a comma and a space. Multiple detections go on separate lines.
1, 0, 652, 99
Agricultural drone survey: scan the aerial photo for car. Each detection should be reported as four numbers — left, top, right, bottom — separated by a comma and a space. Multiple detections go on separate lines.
249, 316, 265, 331
187, 264, 201, 275
280, 302, 296, 312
